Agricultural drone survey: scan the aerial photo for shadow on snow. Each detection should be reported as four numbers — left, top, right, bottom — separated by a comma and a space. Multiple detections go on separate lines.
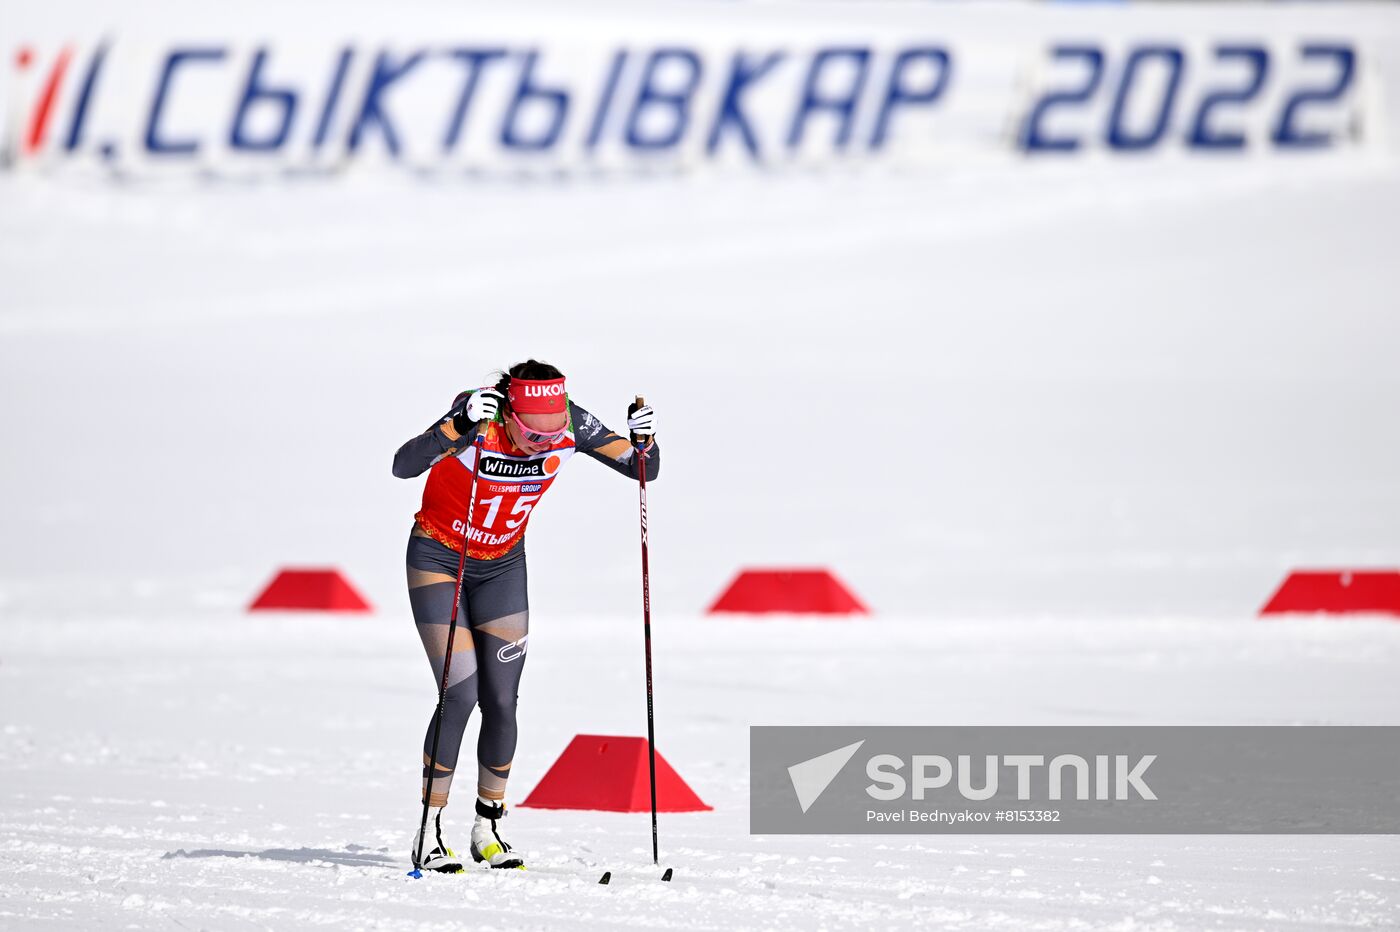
162, 844, 397, 868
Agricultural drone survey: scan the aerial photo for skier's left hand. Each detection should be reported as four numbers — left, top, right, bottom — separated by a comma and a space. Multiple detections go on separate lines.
627, 403, 657, 439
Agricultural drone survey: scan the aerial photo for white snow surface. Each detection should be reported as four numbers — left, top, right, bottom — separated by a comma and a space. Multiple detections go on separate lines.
3, 126, 1400, 927
3, 614, 1399, 929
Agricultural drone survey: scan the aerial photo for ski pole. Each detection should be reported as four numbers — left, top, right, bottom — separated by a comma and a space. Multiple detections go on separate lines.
631, 395, 660, 868
596, 400, 673, 886
412, 428, 485, 875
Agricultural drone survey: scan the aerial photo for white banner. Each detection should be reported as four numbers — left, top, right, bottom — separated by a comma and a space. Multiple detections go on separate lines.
3, 0, 1398, 176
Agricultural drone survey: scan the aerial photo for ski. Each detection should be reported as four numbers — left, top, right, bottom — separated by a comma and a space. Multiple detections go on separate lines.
410, 863, 674, 884
597, 867, 673, 884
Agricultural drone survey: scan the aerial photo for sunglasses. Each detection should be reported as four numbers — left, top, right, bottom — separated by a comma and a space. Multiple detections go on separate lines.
508, 409, 568, 445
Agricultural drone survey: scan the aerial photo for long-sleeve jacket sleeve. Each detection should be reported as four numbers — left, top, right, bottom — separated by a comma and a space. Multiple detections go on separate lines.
569, 400, 660, 481
391, 391, 480, 479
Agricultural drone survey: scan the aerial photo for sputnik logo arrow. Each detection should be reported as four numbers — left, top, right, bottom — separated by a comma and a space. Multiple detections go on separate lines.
788, 739, 865, 813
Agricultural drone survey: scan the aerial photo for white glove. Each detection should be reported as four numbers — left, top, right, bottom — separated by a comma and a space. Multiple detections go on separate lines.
465, 388, 503, 423
627, 403, 656, 438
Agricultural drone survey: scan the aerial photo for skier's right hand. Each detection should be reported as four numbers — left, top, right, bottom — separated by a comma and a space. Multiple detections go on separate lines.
453, 388, 503, 433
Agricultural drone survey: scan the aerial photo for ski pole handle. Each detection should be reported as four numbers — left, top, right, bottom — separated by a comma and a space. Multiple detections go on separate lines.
629, 394, 647, 447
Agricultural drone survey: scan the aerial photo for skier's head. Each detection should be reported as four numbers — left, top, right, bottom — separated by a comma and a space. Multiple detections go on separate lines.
495, 359, 568, 454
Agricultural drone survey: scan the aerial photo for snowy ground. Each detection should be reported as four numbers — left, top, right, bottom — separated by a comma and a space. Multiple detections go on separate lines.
3, 104, 1400, 928
3, 612, 1399, 929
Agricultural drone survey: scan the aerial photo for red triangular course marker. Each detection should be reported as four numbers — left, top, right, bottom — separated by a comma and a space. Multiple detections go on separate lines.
248, 568, 372, 612
706, 567, 869, 615
1260, 570, 1400, 618
519, 734, 711, 812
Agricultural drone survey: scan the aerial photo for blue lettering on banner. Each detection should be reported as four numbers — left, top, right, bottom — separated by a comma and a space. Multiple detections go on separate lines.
1020, 46, 1104, 153
586, 50, 629, 149
1106, 46, 1184, 151
443, 48, 507, 151
789, 47, 871, 150
10, 37, 1370, 169
625, 47, 702, 150
1022, 41, 1359, 154
870, 47, 951, 149
501, 50, 569, 150
707, 51, 785, 158
313, 48, 354, 151
348, 50, 426, 157
1188, 46, 1269, 150
145, 47, 227, 155
1273, 44, 1355, 148
231, 49, 298, 151
64, 43, 107, 152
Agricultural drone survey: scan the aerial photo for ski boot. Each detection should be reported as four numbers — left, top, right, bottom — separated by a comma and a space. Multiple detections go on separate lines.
470, 798, 525, 869
410, 805, 465, 874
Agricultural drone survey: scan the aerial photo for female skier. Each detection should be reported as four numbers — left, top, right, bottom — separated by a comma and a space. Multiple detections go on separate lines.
392, 359, 659, 873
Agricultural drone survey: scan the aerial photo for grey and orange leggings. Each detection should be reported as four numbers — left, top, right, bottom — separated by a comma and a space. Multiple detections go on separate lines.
407, 527, 529, 807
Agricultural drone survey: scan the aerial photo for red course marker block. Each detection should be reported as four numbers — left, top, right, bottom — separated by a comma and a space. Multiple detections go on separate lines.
519, 734, 711, 813
706, 567, 869, 616
248, 568, 372, 612
1260, 570, 1400, 618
